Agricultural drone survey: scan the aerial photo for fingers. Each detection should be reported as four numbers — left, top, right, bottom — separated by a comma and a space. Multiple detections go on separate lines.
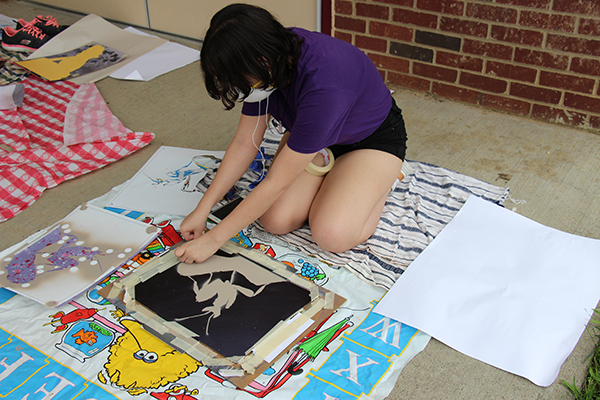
180, 255, 195, 264
174, 224, 216, 264
174, 239, 208, 264
180, 223, 209, 242
174, 243, 194, 264
181, 227, 205, 241
181, 231, 195, 241
174, 243, 186, 257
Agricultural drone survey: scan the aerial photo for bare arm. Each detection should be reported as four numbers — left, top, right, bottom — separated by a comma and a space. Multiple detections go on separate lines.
175, 143, 317, 263
178, 113, 269, 240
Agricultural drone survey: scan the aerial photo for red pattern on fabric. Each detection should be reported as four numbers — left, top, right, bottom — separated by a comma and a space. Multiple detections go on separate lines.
0, 76, 154, 221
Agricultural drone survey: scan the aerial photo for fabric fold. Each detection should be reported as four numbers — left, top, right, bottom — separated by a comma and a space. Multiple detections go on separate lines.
63, 83, 132, 145
0, 76, 154, 222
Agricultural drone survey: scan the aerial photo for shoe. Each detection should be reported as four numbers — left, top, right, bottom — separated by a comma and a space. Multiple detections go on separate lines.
16, 15, 68, 37
2, 24, 50, 52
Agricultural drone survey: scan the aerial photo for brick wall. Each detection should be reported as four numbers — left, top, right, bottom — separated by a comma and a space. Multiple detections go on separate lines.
332, 0, 600, 131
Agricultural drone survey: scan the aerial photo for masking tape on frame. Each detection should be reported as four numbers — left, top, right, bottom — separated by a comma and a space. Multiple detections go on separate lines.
324, 291, 335, 309
250, 297, 325, 362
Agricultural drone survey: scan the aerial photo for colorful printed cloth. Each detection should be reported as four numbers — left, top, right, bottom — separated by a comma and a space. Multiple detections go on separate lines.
0, 75, 154, 222
0, 47, 29, 86
1, 184, 430, 400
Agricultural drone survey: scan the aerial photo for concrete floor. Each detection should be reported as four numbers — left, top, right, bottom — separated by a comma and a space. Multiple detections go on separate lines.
1, 1, 599, 399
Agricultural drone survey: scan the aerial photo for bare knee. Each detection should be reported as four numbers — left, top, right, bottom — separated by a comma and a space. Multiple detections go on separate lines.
259, 210, 306, 236
310, 221, 360, 253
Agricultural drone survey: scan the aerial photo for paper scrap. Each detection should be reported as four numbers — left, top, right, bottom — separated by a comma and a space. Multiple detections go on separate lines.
110, 27, 200, 81
0, 204, 160, 307
18, 42, 126, 81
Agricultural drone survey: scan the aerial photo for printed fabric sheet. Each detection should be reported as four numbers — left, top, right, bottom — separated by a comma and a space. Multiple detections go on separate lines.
0, 119, 508, 400
0, 206, 431, 400
0, 75, 154, 222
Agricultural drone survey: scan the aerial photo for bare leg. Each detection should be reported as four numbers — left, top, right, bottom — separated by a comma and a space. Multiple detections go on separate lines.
259, 170, 324, 234
259, 148, 327, 234
308, 149, 403, 253
261, 142, 401, 253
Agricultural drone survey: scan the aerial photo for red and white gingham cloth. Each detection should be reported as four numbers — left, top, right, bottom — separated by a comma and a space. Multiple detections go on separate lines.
0, 76, 154, 222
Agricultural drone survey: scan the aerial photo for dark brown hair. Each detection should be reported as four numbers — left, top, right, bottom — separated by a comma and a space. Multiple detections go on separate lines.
200, 3, 303, 109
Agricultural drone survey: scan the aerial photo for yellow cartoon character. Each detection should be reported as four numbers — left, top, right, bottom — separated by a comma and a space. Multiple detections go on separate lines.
97, 319, 201, 396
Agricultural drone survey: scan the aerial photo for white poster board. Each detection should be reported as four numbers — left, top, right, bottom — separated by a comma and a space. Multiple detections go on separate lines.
375, 195, 600, 386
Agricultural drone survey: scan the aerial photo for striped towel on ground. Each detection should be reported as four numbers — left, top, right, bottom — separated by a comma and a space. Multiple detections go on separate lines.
200, 122, 509, 290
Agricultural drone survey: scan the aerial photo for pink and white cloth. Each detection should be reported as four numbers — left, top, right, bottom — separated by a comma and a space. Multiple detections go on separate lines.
0, 76, 154, 222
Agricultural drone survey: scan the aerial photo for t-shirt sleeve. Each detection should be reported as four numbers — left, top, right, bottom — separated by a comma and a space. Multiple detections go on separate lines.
286, 88, 358, 154
241, 100, 269, 116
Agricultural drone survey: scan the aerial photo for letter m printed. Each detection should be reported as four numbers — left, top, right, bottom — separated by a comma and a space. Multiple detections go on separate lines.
359, 316, 404, 349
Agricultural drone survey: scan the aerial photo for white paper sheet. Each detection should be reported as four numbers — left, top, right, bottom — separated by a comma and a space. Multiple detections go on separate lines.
106, 146, 225, 216
374, 195, 600, 387
110, 27, 200, 81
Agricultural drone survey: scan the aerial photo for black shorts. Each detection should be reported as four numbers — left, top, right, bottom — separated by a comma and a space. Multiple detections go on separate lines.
329, 97, 407, 161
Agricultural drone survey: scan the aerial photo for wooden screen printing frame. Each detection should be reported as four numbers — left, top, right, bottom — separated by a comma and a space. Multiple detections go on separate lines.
101, 240, 346, 388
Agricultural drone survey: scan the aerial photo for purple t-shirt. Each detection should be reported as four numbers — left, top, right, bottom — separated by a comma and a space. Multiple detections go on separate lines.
242, 28, 392, 154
